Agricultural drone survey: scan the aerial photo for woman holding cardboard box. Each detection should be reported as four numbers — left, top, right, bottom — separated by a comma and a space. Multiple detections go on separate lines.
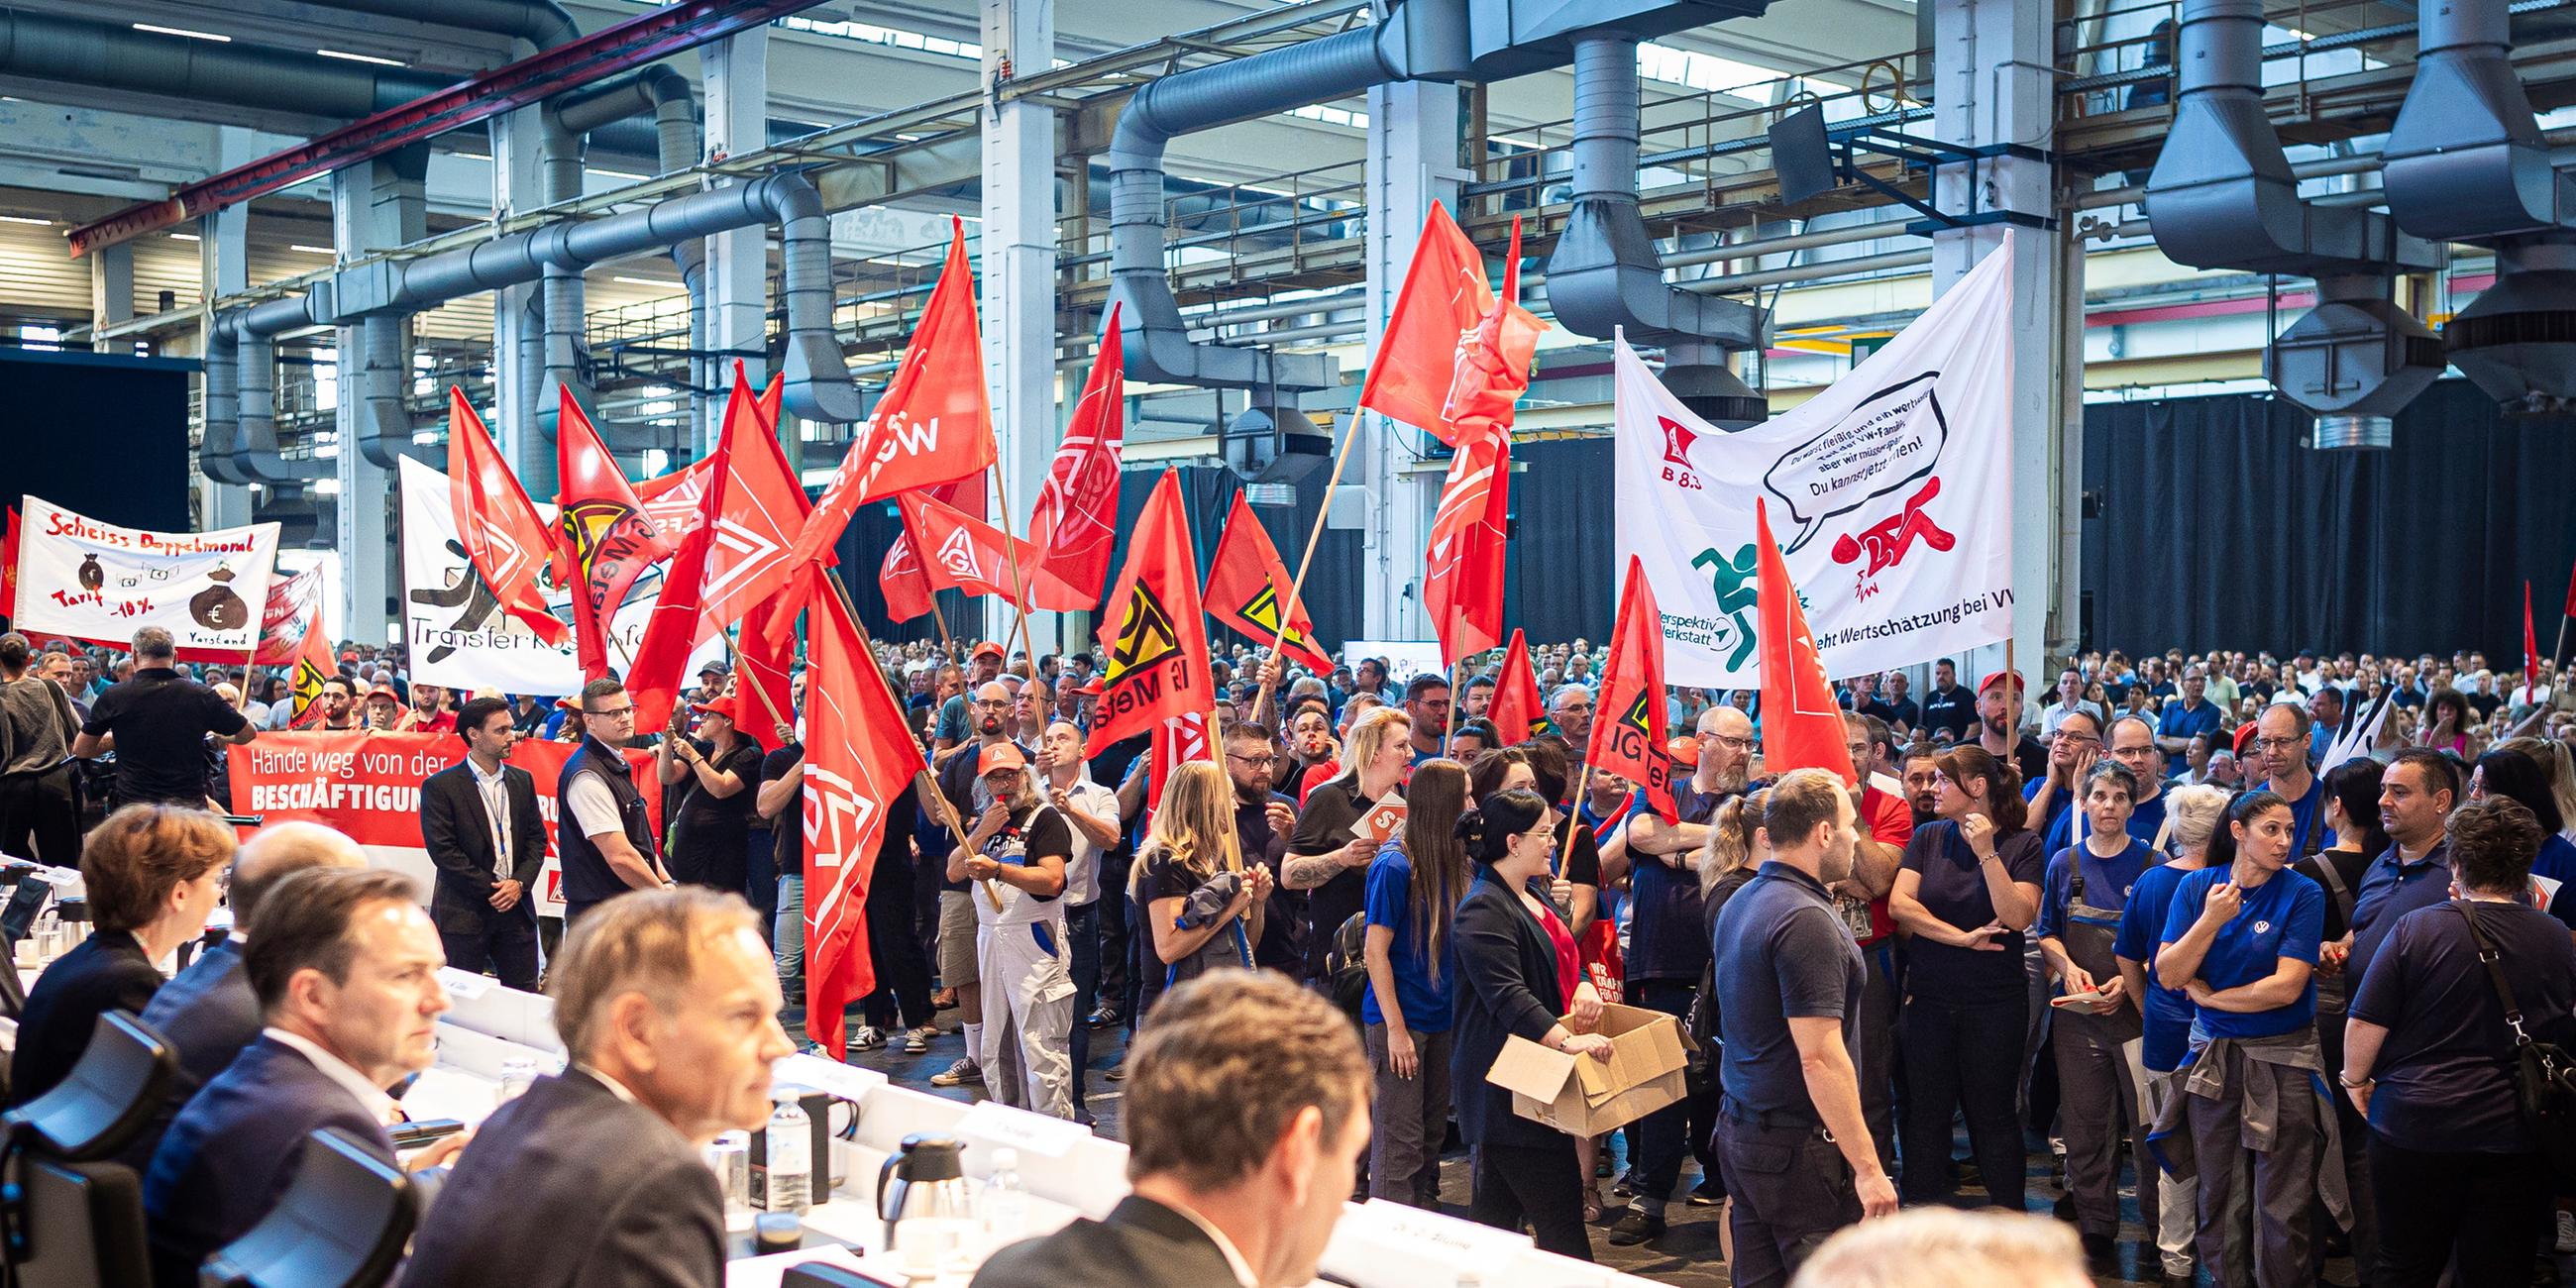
1449, 786, 1609, 1261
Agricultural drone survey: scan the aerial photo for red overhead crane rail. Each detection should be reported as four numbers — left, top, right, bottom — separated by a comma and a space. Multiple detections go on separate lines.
66, 0, 818, 259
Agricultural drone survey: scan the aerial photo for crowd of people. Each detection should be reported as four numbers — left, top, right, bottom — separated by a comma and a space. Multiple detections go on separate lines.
2, 618, 2573, 1288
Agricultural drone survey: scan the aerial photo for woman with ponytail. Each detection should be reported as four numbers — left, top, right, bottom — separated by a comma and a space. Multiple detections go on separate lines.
1889, 743, 2044, 1211
1360, 759, 1469, 1207
1449, 787, 1608, 1261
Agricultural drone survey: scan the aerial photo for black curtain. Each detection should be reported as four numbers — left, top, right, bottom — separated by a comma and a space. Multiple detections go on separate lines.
1508, 437, 1620, 648
0, 348, 194, 531
2082, 378, 2576, 662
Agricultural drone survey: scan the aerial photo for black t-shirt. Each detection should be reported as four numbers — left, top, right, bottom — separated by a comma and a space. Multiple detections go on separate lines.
1560, 822, 1603, 889
1135, 843, 1256, 988
763, 742, 805, 872
2468, 691, 2505, 721
2351, 900, 2576, 1153
673, 738, 763, 844
2293, 847, 2373, 942
935, 738, 1033, 893
979, 805, 1071, 902
1711, 863, 1865, 1120
1233, 790, 1305, 972
1288, 778, 1381, 982
1919, 684, 1978, 740
83, 667, 249, 805
1899, 822, 2047, 1001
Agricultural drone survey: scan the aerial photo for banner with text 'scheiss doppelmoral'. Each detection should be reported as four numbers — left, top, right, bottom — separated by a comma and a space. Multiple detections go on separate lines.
1614, 249, 2015, 688
12, 496, 280, 657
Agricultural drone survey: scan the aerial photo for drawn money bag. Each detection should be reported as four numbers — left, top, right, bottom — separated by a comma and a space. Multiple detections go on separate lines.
78, 554, 104, 592
191, 565, 250, 631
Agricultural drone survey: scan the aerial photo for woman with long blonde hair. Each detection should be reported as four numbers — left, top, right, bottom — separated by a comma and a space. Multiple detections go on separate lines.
1130, 759, 1269, 1014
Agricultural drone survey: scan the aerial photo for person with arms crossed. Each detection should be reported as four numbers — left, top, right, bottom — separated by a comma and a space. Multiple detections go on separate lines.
143, 868, 465, 1287
972, 971, 1370, 1288
2113, 785, 2230, 1288
402, 890, 795, 1288
1709, 769, 1897, 1287
420, 695, 546, 991
556, 678, 672, 926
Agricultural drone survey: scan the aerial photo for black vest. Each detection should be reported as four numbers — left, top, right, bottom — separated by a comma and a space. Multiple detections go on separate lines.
557, 737, 654, 905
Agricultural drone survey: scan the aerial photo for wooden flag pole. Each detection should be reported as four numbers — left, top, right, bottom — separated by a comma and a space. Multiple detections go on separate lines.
984, 468, 1046, 675
1442, 657, 1463, 757
1556, 761, 1593, 880
817, 570, 1003, 911
716, 626, 795, 744
1252, 410, 1365, 725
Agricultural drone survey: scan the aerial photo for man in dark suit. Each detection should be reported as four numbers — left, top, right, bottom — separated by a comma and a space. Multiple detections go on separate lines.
125, 821, 369, 1170
403, 889, 794, 1288
144, 867, 464, 1287
420, 695, 547, 990
973, 972, 1370, 1288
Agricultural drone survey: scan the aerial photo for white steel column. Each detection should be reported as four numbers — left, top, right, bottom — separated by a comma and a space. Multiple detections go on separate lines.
200, 199, 254, 530
981, 0, 1060, 652
1929, 0, 2074, 688
87, 243, 132, 353
702, 29, 770, 454
333, 155, 424, 647
492, 109, 548, 477
1360, 79, 1463, 642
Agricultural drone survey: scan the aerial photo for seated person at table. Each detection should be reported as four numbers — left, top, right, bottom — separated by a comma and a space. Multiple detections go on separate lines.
126, 821, 369, 1168
402, 889, 795, 1288
974, 969, 1371, 1288
144, 868, 463, 1287
10, 804, 231, 1106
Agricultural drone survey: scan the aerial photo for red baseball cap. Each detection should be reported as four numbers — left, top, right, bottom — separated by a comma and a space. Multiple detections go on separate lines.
971, 640, 1006, 661
367, 681, 400, 700
978, 742, 1028, 774
2232, 721, 2260, 757
1978, 670, 2023, 697
690, 693, 745, 724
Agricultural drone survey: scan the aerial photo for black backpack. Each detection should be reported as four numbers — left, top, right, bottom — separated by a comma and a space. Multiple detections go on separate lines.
1324, 912, 1370, 1020
2453, 901, 2576, 1181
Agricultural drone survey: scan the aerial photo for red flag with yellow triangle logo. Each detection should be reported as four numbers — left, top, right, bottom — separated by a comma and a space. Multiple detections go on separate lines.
1204, 490, 1332, 674
1085, 470, 1213, 757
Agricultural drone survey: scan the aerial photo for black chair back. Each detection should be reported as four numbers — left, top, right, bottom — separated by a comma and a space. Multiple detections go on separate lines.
196, 1128, 414, 1288
0, 1013, 175, 1288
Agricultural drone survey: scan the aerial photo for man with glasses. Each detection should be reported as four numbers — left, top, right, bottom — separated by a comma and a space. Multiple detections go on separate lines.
1549, 684, 1597, 753
2254, 702, 2334, 860
1220, 722, 1304, 975
2105, 715, 2170, 849
2023, 709, 2104, 854
2155, 667, 2222, 759
1402, 675, 1450, 767
557, 678, 673, 927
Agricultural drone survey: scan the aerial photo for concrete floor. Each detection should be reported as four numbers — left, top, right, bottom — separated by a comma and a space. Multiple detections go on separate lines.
805, 1006, 2562, 1287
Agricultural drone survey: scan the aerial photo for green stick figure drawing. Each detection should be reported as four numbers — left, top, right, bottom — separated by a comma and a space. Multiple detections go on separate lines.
1693, 544, 1761, 672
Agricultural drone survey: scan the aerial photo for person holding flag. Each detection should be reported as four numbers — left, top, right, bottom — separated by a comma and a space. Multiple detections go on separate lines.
944, 740, 1077, 1119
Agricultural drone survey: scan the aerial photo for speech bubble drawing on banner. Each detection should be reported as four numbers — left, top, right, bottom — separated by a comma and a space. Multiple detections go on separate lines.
1761, 372, 1949, 554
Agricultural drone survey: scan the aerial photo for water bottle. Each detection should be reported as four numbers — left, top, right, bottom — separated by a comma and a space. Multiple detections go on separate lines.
496, 1057, 536, 1104
984, 1147, 1026, 1245
704, 1130, 752, 1220
34, 908, 58, 964
766, 1094, 811, 1215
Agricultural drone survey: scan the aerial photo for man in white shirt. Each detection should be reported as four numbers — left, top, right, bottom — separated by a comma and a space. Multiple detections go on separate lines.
1039, 719, 1122, 1121
145, 868, 464, 1286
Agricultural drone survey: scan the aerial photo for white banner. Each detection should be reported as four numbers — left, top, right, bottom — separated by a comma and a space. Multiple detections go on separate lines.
1615, 248, 2017, 687
1342, 639, 1449, 685
397, 458, 721, 697
12, 496, 279, 655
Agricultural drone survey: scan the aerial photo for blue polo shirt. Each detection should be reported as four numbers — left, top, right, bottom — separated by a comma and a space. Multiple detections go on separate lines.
1898, 821, 2047, 1003
1628, 782, 1727, 983
2116, 860, 2203, 1071
2035, 837, 2155, 941
2262, 774, 2336, 859
2023, 777, 2083, 854
1359, 841, 1452, 1033
1710, 861, 1864, 1121
2157, 699, 2221, 745
2348, 838, 2453, 987
2126, 791, 2170, 852
2157, 865, 2324, 1041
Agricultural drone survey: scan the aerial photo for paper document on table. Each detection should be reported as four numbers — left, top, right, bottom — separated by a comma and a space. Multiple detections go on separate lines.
720, 1246, 878, 1288
957, 1099, 1088, 1159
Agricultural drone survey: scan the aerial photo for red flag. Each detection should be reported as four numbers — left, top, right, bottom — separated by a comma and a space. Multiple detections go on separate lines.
1419, 220, 1537, 667
801, 584, 927, 1059
877, 474, 986, 625
1085, 470, 1214, 757
897, 491, 1075, 608
698, 366, 811, 635
626, 386, 741, 733
1144, 712, 1212, 824
1756, 500, 1858, 786
2527, 580, 2540, 698
784, 217, 997, 576
1588, 555, 1674, 815
1205, 491, 1332, 674
556, 389, 677, 682
445, 387, 568, 646
1357, 204, 1545, 448
285, 604, 336, 728
1026, 305, 1126, 610
252, 567, 325, 667
0, 506, 17, 621
1488, 628, 1550, 742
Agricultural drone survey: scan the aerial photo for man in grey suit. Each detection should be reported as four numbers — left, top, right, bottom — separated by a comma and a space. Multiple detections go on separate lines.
973, 971, 1371, 1288
127, 821, 369, 1169
403, 889, 794, 1288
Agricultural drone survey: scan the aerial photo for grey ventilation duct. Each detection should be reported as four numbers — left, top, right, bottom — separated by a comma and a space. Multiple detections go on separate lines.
218, 291, 338, 483
291, 0, 580, 51
218, 172, 864, 477
0, 8, 453, 116
1544, 32, 1767, 427
2145, 0, 2442, 448
2384, 0, 2576, 414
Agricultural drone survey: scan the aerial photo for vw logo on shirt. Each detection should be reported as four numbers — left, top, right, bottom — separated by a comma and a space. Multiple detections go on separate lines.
2253, 920, 2272, 934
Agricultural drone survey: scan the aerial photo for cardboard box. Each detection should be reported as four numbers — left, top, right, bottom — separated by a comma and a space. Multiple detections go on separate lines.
1484, 1003, 1694, 1135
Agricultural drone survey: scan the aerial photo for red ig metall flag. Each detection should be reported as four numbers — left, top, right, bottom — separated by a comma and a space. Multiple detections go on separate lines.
252, 566, 325, 667
1487, 628, 1550, 742
1205, 490, 1333, 674
1086, 470, 1214, 757
1358, 204, 1544, 448
285, 603, 336, 729
1588, 555, 1675, 815
1026, 303, 1127, 611
1756, 499, 1858, 785
896, 490, 1077, 609
800, 586, 926, 1059
1419, 219, 1541, 667
445, 387, 568, 646
555, 388, 676, 681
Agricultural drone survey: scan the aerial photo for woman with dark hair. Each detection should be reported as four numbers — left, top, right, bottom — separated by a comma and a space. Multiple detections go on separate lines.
1449, 786, 1607, 1260
1889, 744, 2044, 1209
1361, 758, 1469, 1207
658, 696, 761, 897
2343, 798, 2576, 1287
2417, 688, 2474, 756
2469, 748, 2576, 927
2153, 791, 2335, 1288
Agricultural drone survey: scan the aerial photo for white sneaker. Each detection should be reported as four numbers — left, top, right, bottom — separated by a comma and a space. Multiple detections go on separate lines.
2555, 1210, 2575, 1254
848, 1025, 885, 1051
